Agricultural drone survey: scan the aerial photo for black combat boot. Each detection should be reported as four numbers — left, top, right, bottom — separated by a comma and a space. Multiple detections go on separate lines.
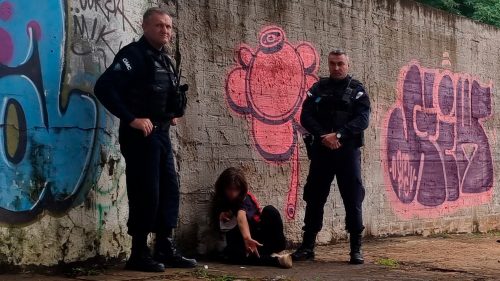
125, 235, 165, 272
349, 232, 364, 264
292, 232, 317, 261
154, 237, 197, 268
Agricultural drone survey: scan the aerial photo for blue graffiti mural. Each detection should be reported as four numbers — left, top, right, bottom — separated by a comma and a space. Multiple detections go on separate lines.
0, 0, 100, 224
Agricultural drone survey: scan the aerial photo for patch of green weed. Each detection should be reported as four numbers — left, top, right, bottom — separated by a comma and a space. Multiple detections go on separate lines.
428, 232, 451, 238
192, 268, 236, 281
376, 258, 399, 268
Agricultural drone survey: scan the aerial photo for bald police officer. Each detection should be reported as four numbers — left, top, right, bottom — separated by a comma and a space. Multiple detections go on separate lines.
292, 50, 370, 264
94, 8, 196, 272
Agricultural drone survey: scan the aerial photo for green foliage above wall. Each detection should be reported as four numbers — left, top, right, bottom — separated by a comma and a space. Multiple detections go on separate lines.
415, 0, 500, 28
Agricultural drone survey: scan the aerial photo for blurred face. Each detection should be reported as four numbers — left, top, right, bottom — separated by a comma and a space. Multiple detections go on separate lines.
328, 54, 349, 80
225, 184, 241, 202
142, 12, 172, 49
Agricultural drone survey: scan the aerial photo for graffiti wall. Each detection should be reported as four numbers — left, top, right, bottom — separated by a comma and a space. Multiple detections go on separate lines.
225, 25, 319, 219
176, 0, 500, 251
0, 0, 99, 225
382, 57, 494, 219
0, 0, 149, 266
69, 0, 140, 72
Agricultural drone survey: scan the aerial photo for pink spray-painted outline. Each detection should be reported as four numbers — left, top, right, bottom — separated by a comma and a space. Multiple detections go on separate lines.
380, 60, 494, 219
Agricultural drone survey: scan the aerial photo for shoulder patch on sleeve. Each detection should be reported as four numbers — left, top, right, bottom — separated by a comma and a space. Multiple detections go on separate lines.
122, 58, 132, 71
112, 56, 134, 72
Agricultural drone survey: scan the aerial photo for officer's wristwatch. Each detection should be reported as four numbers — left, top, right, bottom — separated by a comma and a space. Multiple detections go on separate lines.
336, 133, 342, 139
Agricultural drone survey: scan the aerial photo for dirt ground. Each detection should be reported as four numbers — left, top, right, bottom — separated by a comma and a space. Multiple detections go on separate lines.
1, 233, 499, 281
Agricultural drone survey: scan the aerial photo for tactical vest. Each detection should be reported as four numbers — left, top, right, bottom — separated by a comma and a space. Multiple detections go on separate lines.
125, 43, 178, 122
313, 76, 364, 147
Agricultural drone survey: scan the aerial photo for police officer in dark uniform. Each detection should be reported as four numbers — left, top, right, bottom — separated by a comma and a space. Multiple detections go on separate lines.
94, 8, 196, 272
292, 49, 370, 264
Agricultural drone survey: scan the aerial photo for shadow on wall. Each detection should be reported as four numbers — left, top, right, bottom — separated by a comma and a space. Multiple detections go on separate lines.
381, 54, 494, 219
0, 0, 103, 225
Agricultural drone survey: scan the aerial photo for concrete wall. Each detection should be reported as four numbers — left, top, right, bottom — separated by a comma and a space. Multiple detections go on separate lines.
0, 0, 154, 267
1, 0, 499, 266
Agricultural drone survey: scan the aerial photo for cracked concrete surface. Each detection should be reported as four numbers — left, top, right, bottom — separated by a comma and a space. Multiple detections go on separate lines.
1, 234, 499, 280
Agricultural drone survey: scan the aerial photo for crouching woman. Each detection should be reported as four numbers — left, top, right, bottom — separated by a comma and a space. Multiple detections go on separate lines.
213, 167, 292, 268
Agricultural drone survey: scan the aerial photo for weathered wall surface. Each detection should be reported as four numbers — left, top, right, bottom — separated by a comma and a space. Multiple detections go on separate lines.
174, 0, 500, 251
0, 0, 154, 267
0, 0, 499, 267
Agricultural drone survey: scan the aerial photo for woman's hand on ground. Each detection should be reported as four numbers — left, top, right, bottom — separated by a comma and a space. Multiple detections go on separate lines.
244, 237, 263, 258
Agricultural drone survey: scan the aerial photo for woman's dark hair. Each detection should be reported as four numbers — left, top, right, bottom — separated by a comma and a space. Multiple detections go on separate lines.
213, 167, 249, 212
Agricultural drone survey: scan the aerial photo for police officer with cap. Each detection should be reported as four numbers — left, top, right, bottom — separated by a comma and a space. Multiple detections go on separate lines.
292, 49, 370, 264
94, 7, 196, 272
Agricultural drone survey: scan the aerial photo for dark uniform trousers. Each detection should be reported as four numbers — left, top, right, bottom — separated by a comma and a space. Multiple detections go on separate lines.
119, 123, 179, 236
303, 143, 365, 234
225, 206, 286, 265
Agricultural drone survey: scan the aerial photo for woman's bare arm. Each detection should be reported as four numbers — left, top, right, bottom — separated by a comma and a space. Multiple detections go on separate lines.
237, 210, 262, 257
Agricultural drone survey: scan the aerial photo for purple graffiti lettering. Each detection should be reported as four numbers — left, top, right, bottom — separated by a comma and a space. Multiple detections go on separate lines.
382, 59, 494, 218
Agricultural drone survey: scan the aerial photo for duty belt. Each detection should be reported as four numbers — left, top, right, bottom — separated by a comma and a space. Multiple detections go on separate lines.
152, 120, 170, 131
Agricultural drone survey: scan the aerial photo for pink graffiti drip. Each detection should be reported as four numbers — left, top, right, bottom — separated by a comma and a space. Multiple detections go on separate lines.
286, 145, 299, 218
27, 20, 41, 40
225, 25, 319, 219
381, 60, 494, 219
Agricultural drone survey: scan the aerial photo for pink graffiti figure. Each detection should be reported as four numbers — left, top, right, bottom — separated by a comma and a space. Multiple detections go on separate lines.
225, 26, 319, 219
382, 56, 494, 219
